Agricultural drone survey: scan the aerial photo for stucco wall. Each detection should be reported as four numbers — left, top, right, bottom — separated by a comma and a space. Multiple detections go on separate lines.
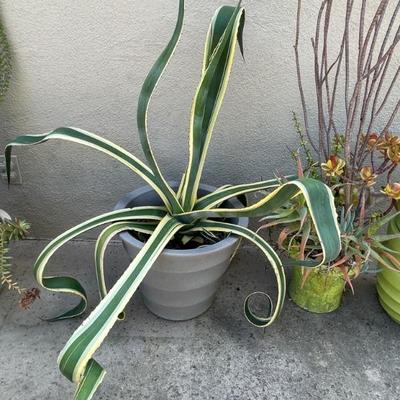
0, 0, 399, 238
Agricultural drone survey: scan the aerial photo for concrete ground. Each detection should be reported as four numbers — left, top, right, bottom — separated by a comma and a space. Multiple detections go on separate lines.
0, 239, 399, 400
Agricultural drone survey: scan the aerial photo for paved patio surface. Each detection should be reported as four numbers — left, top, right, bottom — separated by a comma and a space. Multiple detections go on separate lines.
0, 239, 399, 400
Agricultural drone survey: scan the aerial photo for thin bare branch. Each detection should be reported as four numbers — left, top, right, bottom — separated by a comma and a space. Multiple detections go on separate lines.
353, 3, 389, 167
358, 6, 400, 164
293, 0, 318, 153
344, 0, 354, 115
363, 34, 400, 78
366, 6, 400, 133
361, 0, 389, 75
381, 99, 400, 135
376, 65, 400, 116
322, 0, 333, 153
313, 0, 329, 160
292, 0, 399, 213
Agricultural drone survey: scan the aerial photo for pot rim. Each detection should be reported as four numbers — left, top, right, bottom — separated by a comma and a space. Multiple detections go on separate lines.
114, 182, 249, 256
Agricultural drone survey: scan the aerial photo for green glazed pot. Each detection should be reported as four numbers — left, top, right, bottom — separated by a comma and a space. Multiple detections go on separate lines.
289, 266, 346, 313
377, 213, 400, 324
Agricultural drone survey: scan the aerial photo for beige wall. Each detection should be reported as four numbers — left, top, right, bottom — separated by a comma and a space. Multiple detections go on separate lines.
0, 0, 399, 237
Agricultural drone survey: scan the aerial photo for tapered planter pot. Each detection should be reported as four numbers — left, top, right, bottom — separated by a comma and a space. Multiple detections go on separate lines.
115, 183, 248, 321
377, 213, 400, 324
289, 266, 346, 313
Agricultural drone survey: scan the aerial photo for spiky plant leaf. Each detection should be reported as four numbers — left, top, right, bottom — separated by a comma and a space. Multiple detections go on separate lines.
58, 216, 182, 397
94, 221, 157, 320
180, 4, 245, 210
33, 207, 166, 321
3, 2, 341, 398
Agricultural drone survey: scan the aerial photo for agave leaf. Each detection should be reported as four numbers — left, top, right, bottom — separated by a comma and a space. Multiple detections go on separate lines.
178, 178, 341, 267
0, 209, 11, 221
258, 215, 301, 230
176, 172, 187, 200
181, 4, 245, 210
95, 221, 158, 320
188, 219, 285, 327
4, 127, 179, 213
58, 216, 182, 397
259, 207, 297, 222
195, 176, 295, 210
2, 2, 345, 399
33, 206, 166, 321
73, 359, 105, 400
137, 0, 184, 214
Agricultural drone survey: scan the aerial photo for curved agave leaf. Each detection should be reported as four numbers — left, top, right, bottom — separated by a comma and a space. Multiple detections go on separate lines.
3, 3, 345, 400
58, 216, 183, 400
0, 209, 12, 222
73, 359, 104, 400
259, 207, 299, 223
95, 221, 157, 320
176, 172, 187, 200
178, 178, 341, 267
202, 4, 244, 71
4, 127, 178, 213
194, 176, 296, 210
181, 3, 245, 210
258, 212, 302, 231
187, 220, 285, 327
137, 0, 184, 214
34, 206, 166, 321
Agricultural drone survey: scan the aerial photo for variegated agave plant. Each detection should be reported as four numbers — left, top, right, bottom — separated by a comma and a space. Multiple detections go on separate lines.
5, 1, 341, 399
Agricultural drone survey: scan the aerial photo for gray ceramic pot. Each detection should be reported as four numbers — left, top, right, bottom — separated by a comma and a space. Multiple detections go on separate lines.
114, 183, 249, 321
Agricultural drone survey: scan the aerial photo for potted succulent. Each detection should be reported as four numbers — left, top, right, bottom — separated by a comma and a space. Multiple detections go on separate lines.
260, 0, 400, 314
6, 1, 340, 399
0, 209, 39, 309
377, 201, 400, 324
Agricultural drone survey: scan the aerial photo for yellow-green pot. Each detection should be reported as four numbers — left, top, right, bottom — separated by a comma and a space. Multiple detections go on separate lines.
377, 214, 400, 324
289, 266, 346, 313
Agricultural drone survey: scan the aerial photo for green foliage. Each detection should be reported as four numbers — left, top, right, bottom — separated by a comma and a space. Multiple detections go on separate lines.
2, 217, 30, 242
292, 112, 319, 179
5, 2, 341, 399
0, 18, 11, 101
262, 198, 400, 291
0, 214, 30, 293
